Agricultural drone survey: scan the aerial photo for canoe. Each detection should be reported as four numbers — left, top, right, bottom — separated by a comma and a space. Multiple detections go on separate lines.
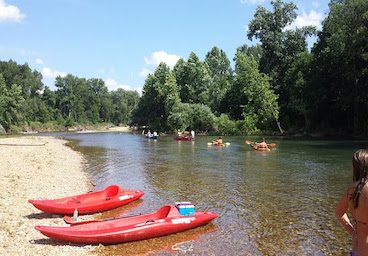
29, 185, 144, 215
146, 135, 158, 139
175, 136, 193, 141
35, 205, 218, 245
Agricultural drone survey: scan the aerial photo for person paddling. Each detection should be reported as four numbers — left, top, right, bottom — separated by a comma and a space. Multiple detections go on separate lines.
256, 138, 269, 150
213, 136, 223, 146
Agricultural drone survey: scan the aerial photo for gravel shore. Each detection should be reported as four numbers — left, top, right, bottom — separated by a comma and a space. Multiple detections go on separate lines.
0, 136, 96, 256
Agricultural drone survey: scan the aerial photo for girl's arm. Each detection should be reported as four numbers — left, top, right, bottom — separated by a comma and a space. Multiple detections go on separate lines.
336, 191, 355, 236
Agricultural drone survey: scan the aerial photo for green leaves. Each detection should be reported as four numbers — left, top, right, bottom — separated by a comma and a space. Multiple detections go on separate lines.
309, 0, 368, 135
0, 74, 25, 131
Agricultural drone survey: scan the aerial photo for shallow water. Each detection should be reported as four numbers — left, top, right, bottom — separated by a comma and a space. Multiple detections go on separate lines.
63, 133, 368, 255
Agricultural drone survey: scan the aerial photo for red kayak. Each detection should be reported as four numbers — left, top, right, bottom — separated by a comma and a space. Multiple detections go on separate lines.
35, 205, 218, 245
29, 185, 144, 215
175, 136, 194, 141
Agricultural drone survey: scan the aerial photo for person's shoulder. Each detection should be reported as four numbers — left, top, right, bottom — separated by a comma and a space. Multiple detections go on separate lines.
345, 183, 359, 195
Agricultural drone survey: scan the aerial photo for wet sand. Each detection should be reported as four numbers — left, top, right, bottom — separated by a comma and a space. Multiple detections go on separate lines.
0, 136, 96, 256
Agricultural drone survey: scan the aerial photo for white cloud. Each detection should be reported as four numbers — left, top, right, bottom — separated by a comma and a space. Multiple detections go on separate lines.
312, 1, 320, 9
240, 0, 265, 5
104, 78, 136, 92
0, 0, 26, 23
285, 10, 324, 30
144, 50, 180, 68
139, 67, 152, 78
41, 67, 66, 78
35, 58, 44, 65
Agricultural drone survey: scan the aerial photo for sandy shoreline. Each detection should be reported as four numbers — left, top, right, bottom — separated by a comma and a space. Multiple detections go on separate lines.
0, 136, 96, 256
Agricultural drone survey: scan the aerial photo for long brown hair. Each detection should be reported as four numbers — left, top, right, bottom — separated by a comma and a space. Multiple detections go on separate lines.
351, 149, 368, 208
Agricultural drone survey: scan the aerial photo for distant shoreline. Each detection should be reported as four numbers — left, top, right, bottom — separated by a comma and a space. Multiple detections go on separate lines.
75, 125, 131, 133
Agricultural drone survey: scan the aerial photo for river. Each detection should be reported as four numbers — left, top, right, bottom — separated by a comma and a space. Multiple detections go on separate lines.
62, 132, 368, 256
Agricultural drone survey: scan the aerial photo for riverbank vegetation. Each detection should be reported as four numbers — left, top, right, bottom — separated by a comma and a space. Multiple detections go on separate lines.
0, 0, 367, 136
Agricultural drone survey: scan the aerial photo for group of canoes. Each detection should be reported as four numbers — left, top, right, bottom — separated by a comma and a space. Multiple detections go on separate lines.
145, 131, 276, 151
29, 185, 218, 245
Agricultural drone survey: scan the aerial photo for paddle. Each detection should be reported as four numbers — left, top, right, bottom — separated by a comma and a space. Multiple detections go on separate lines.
63, 215, 105, 225
245, 140, 276, 147
208, 142, 230, 146
63, 213, 143, 226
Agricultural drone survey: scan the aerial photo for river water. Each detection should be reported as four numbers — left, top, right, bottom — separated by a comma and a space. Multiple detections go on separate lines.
62, 132, 368, 256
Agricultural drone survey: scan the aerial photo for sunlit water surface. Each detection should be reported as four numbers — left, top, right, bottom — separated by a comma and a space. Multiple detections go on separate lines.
61, 132, 368, 256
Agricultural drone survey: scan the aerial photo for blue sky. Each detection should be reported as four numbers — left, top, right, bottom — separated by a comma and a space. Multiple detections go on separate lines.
0, 0, 329, 93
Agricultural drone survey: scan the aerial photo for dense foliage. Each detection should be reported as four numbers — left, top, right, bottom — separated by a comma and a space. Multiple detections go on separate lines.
0, 60, 139, 132
1, 0, 367, 136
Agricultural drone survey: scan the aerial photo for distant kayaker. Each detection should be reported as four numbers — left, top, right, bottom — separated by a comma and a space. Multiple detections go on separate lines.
256, 138, 269, 150
336, 149, 368, 256
191, 130, 195, 138
214, 136, 223, 145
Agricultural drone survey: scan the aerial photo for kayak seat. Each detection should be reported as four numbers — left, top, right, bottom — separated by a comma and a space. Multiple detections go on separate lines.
156, 205, 175, 218
104, 185, 120, 198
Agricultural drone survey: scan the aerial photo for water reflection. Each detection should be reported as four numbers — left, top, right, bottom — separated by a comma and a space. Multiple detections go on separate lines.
61, 133, 368, 255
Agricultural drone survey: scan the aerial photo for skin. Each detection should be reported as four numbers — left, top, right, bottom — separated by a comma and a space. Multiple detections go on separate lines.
336, 182, 368, 255
256, 139, 268, 149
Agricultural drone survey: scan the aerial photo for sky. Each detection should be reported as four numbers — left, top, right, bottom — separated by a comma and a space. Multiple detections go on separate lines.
0, 0, 330, 93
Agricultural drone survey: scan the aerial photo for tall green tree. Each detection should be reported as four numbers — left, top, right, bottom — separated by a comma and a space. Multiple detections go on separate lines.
167, 102, 216, 132
204, 47, 232, 113
111, 89, 139, 125
236, 44, 263, 64
132, 63, 173, 130
247, 0, 315, 130
223, 52, 280, 132
308, 0, 368, 135
41, 86, 58, 121
173, 52, 212, 105
0, 74, 25, 131
0, 60, 47, 124
55, 74, 88, 122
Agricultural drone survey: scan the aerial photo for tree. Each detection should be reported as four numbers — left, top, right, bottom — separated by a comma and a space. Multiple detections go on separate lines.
41, 86, 57, 121
167, 103, 193, 132
191, 104, 216, 132
55, 74, 89, 123
111, 89, 139, 125
309, 0, 368, 135
173, 52, 212, 105
131, 63, 174, 130
204, 47, 233, 113
167, 102, 216, 132
224, 52, 280, 132
236, 44, 263, 64
247, 0, 315, 130
0, 74, 25, 131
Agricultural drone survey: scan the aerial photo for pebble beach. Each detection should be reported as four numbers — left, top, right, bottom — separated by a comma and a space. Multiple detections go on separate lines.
0, 136, 96, 256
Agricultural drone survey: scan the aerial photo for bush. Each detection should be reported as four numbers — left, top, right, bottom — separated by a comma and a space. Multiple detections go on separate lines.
64, 117, 74, 127
215, 114, 238, 135
236, 115, 259, 135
